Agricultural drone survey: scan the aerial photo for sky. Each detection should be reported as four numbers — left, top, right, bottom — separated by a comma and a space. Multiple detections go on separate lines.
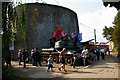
13, 0, 118, 42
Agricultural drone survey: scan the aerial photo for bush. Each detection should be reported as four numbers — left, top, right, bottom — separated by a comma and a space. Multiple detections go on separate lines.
113, 47, 118, 57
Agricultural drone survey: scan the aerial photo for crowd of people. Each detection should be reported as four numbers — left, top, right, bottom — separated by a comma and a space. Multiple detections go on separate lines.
16, 46, 106, 73
15, 35, 106, 72
17, 48, 42, 68
47, 32, 106, 69
17, 47, 68, 72
3, 32, 105, 73
4, 27, 106, 74
80, 46, 106, 67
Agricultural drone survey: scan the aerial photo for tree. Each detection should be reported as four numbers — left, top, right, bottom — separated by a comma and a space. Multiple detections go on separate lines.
2, 2, 15, 63
112, 10, 120, 57
102, 26, 114, 41
103, 1, 120, 10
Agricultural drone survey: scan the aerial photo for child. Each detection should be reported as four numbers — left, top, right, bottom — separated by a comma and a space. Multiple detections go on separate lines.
47, 55, 54, 72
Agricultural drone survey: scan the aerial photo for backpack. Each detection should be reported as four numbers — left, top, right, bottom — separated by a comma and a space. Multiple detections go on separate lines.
18, 51, 22, 58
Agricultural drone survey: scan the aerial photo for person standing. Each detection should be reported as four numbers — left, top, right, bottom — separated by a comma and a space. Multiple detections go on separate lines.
33, 48, 37, 66
22, 48, 26, 68
81, 46, 89, 67
34, 48, 42, 66
73, 52, 77, 68
96, 48, 100, 61
58, 48, 67, 72
100, 48, 105, 60
18, 49, 22, 65
6, 52, 11, 67
31, 48, 35, 66
47, 55, 54, 72
25, 49, 29, 63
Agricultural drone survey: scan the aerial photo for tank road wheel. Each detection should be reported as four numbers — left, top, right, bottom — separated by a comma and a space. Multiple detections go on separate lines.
53, 56, 57, 63
53, 56, 59, 63
42, 56, 48, 64
65, 57, 72, 64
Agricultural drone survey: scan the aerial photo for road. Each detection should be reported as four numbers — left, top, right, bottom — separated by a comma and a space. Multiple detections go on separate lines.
11, 55, 119, 79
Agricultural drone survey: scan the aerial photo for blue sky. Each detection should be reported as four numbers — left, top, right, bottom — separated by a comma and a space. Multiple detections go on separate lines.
13, 0, 118, 42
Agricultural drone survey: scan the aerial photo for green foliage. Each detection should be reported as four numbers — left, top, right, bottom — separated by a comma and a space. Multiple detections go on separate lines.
10, 32, 16, 42
112, 10, 120, 57
30, 6, 39, 26
114, 10, 120, 27
102, 10, 120, 57
2, 2, 15, 61
14, 4, 40, 46
16, 4, 26, 42
102, 26, 114, 41
113, 47, 118, 57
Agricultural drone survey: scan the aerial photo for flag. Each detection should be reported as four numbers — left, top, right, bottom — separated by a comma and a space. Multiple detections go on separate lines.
72, 32, 76, 38
77, 33, 82, 42
53, 26, 62, 38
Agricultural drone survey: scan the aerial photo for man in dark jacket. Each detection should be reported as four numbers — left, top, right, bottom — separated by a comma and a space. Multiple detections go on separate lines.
96, 48, 100, 61
22, 48, 27, 68
34, 48, 42, 66
6, 52, 11, 67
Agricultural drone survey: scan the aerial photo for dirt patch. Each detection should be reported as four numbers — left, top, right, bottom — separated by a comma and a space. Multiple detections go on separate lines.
12, 55, 119, 78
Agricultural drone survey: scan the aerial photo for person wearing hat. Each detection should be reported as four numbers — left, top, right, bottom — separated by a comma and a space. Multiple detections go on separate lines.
81, 46, 89, 67
58, 48, 67, 72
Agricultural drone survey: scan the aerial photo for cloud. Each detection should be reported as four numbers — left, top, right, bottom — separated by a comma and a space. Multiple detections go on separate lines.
78, 5, 117, 42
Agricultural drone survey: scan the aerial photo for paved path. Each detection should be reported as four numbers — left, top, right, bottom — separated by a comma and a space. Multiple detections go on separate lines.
11, 55, 119, 79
